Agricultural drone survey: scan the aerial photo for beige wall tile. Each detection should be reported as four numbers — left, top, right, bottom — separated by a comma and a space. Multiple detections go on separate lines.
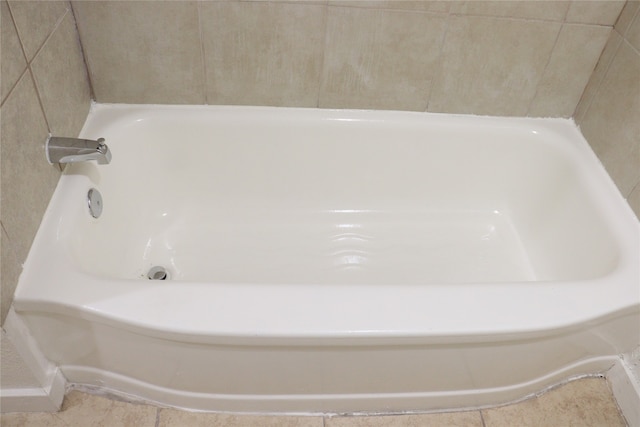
320, 6, 447, 111
625, 3, 640, 51
579, 41, 640, 197
158, 407, 324, 427
429, 15, 560, 116
1, 1, 27, 103
73, 1, 205, 104
628, 182, 640, 218
201, 1, 325, 107
7, 0, 69, 61
0, 227, 21, 323
325, 412, 483, 426
450, 1, 570, 21
31, 11, 90, 137
0, 72, 59, 323
482, 378, 626, 426
614, 0, 640, 35
565, 0, 626, 25
574, 30, 623, 123
329, 1, 453, 13
0, 330, 42, 389
529, 24, 610, 117
239, 0, 327, 3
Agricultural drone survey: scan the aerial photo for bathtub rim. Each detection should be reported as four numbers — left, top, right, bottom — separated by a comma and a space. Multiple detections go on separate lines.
12, 271, 640, 347
12, 104, 640, 346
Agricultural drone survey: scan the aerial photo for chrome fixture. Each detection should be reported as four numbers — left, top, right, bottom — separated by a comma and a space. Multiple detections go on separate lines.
87, 188, 103, 218
46, 136, 112, 165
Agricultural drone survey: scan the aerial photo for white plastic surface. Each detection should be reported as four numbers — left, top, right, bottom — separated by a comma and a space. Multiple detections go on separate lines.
12, 105, 640, 413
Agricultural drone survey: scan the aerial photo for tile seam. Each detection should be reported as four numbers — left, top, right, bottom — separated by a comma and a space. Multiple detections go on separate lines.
574, 30, 624, 123
525, 21, 564, 116
0, 67, 28, 110
14, 2, 70, 65
69, 2, 96, 103
628, 180, 640, 201
424, 9, 451, 113
316, 2, 332, 108
623, 36, 640, 57
327, 4, 449, 17
196, 1, 209, 105
28, 63, 56, 134
619, 3, 640, 39
448, 12, 567, 25
19, 6, 72, 133
1, 2, 29, 108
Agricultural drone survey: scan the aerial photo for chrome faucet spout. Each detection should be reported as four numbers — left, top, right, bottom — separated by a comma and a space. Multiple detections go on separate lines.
46, 136, 112, 165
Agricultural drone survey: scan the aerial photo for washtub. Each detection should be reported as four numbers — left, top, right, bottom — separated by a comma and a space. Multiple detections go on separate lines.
12, 105, 640, 414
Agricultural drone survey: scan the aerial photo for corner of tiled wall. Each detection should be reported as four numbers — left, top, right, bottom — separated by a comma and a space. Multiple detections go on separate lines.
73, 0, 624, 118
575, 0, 640, 219
1, 0, 92, 326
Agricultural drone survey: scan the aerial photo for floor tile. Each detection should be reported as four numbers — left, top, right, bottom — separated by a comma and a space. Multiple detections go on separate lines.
1, 378, 628, 426
325, 411, 483, 427
157, 407, 324, 427
0, 412, 68, 427
57, 391, 157, 426
482, 377, 627, 427
0, 391, 157, 427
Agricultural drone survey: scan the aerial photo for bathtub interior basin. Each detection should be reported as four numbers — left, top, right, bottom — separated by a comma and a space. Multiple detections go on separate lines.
65, 108, 619, 284
11, 105, 639, 414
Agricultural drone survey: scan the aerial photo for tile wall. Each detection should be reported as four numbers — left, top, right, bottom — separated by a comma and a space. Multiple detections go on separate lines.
1, 0, 90, 323
73, 0, 623, 117
575, 0, 640, 217
0, 0, 91, 387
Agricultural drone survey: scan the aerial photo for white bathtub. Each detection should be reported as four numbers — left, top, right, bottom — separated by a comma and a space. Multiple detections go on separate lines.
12, 105, 639, 414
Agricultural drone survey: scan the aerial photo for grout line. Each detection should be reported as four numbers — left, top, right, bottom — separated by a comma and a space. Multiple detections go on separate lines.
330, 1, 603, 28
479, 409, 487, 427
155, 407, 161, 427
525, 20, 563, 116
316, 2, 330, 108
1, 3, 28, 108
196, 1, 209, 105
574, 29, 624, 123
16, 4, 72, 134
69, 2, 96, 102
424, 7, 452, 113
28, 65, 53, 134
20, 3, 69, 65
1, 2, 68, 116
0, 67, 26, 110
624, 36, 640, 57
626, 177, 640, 200
561, 0, 571, 24
619, 2, 640, 39
328, 3, 449, 17
448, 12, 567, 25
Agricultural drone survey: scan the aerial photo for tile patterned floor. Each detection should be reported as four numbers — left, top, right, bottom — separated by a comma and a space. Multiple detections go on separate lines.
1, 377, 627, 426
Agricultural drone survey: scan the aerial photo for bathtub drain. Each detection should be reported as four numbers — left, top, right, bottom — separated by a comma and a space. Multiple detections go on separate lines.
148, 266, 169, 281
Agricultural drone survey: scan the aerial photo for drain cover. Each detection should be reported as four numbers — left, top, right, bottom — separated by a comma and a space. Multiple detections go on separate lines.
148, 266, 169, 280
